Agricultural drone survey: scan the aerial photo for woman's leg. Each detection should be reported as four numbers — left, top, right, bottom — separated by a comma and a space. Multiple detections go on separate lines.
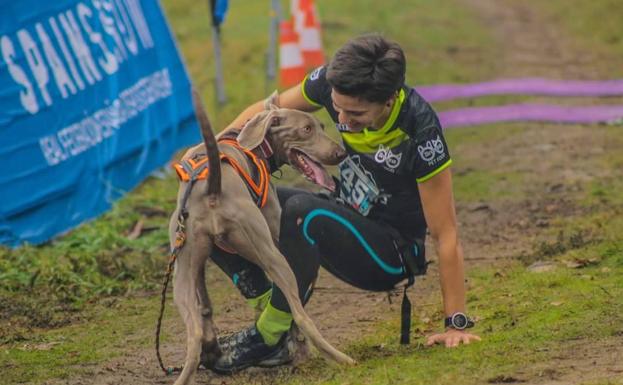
215, 191, 425, 372
208, 187, 310, 307
269, 193, 419, 313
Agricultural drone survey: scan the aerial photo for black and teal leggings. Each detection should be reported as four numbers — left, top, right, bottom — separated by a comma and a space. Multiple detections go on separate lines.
210, 187, 425, 313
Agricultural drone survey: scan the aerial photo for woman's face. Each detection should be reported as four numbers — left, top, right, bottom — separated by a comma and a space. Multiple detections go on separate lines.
330, 90, 392, 132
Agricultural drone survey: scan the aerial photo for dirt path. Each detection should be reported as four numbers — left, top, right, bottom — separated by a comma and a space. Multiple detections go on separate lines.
45, 1, 623, 384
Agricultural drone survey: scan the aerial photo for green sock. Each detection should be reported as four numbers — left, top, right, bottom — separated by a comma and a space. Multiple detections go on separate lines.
256, 302, 293, 346
246, 289, 272, 312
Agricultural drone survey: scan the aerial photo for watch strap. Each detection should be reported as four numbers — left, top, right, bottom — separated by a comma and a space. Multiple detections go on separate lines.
444, 313, 475, 329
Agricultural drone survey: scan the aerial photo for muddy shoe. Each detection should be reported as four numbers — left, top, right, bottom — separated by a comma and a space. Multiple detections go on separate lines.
216, 332, 238, 351
212, 324, 290, 374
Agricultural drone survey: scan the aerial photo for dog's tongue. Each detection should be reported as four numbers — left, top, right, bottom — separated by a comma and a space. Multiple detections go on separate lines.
306, 159, 336, 192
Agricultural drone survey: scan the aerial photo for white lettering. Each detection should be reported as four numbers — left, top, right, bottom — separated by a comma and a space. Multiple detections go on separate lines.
77, 3, 118, 76
125, 0, 153, 49
93, 0, 128, 62
49, 17, 86, 91
113, 0, 138, 55
59, 10, 102, 85
39, 136, 68, 165
17, 29, 53, 108
1, 36, 39, 114
39, 69, 173, 166
35, 23, 77, 98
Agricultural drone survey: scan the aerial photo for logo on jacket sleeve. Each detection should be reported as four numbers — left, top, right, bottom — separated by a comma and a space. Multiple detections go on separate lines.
309, 66, 323, 81
417, 135, 446, 165
374, 144, 402, 170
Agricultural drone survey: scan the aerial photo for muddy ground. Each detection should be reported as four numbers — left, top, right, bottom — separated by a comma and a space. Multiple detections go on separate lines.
42, 0, 623, 384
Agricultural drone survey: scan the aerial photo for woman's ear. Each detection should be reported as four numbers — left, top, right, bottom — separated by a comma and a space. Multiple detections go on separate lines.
237, 111, 277, 149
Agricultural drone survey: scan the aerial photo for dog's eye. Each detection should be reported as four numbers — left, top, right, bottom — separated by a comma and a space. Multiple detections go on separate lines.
303, 125, 311, 133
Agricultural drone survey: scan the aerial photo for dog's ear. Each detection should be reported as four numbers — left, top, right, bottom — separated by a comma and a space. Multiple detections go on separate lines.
263, 90, 280, 111
237, 111, 277, 149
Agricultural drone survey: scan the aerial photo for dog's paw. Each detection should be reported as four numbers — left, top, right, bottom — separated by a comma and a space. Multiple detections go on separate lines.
199, 340, 221, 370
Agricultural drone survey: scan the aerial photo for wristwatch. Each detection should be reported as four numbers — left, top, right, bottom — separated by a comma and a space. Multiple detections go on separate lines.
444, 312, 475, 330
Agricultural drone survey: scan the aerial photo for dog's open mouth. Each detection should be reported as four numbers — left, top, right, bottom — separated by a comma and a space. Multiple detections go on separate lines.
289, 149, 336, 192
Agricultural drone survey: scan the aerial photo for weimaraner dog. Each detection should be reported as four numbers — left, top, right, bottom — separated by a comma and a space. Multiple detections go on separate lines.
169, 91, 355, 385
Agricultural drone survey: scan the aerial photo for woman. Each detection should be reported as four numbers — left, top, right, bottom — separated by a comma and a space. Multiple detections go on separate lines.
209, 33, 481, 373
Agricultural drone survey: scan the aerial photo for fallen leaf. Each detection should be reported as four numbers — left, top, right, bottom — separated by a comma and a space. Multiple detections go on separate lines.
563, 258, 600, 269
127, 218, 145, 240
527, 261, 558, 273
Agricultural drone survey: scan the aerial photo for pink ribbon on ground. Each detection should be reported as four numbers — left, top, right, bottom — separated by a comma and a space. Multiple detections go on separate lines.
438, 103, 623, 128
418, 78, 623, 102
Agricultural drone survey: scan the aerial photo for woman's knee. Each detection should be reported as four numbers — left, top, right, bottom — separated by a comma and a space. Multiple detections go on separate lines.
281, 193, 320, 227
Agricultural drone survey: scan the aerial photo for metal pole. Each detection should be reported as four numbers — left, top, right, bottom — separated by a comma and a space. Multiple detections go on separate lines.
266, 0, 282, 89
212, 25, 227, 105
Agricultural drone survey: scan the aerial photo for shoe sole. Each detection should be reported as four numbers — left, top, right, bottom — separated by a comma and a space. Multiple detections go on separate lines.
212, 347, 290, 374
255, 354, 292, 368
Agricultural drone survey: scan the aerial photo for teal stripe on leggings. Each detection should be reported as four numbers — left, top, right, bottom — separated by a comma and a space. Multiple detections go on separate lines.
302, 209, 404, 275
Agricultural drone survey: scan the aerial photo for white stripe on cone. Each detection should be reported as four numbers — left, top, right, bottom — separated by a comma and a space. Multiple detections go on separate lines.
280, 43, 304, 68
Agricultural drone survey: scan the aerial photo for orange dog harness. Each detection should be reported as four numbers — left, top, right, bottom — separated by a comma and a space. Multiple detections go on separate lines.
173, 138, 271, 208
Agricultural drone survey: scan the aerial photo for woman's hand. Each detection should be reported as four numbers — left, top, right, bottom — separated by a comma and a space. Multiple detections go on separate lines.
426, 328, 481, 348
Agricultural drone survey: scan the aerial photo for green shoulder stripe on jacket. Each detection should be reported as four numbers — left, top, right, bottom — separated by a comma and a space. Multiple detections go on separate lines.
416, 158, 453, 183
301, 76, 322, 107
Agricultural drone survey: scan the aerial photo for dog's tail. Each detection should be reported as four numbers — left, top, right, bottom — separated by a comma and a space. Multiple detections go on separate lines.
192, 90, 221, 197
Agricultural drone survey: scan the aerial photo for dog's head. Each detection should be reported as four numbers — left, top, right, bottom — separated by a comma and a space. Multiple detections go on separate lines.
237, 92, 346, 191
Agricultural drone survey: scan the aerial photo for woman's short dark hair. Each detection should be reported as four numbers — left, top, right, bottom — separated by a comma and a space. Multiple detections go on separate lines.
326, 33, 406, 104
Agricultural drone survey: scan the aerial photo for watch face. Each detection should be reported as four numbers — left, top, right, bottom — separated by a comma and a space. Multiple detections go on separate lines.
452, 313, 468, 329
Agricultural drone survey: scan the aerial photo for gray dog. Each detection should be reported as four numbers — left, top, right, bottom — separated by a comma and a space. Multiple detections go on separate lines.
169, 91, 355, 385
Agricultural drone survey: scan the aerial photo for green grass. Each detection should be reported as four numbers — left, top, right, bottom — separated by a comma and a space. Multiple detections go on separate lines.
533, 0, 623, 73
2, 0, 623, 384
2, 298, 158, 382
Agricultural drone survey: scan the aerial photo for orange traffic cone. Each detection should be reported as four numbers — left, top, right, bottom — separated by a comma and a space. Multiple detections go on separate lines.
298, 1, 325, 68
291, 0, 305, 33
279, 19, 306, 88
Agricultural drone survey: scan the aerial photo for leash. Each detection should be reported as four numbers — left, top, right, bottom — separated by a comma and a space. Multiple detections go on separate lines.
155, 181, 195, 375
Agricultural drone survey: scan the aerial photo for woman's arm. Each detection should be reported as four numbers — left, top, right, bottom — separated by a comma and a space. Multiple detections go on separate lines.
223, 83, 321, 132
183, 82, 321, 159
417, 167, 481, 347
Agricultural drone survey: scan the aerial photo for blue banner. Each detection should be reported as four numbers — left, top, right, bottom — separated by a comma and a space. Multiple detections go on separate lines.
0, 0, 199, 246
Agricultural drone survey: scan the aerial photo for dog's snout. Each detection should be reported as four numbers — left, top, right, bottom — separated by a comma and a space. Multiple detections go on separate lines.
334, 146, 347, 162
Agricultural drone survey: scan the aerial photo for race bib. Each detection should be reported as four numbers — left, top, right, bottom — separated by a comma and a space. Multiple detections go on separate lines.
338, 156, 381, 216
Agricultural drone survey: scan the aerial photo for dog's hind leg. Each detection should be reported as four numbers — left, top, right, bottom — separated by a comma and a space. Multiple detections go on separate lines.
196, 253, 220, 369
226, 209, 355, 366
172, 230, 218, 385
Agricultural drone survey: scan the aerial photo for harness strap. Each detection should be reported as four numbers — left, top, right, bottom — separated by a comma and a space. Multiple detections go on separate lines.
172, 138, 271, 208
220, 130, 279, 173
219, 139, 271, 208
